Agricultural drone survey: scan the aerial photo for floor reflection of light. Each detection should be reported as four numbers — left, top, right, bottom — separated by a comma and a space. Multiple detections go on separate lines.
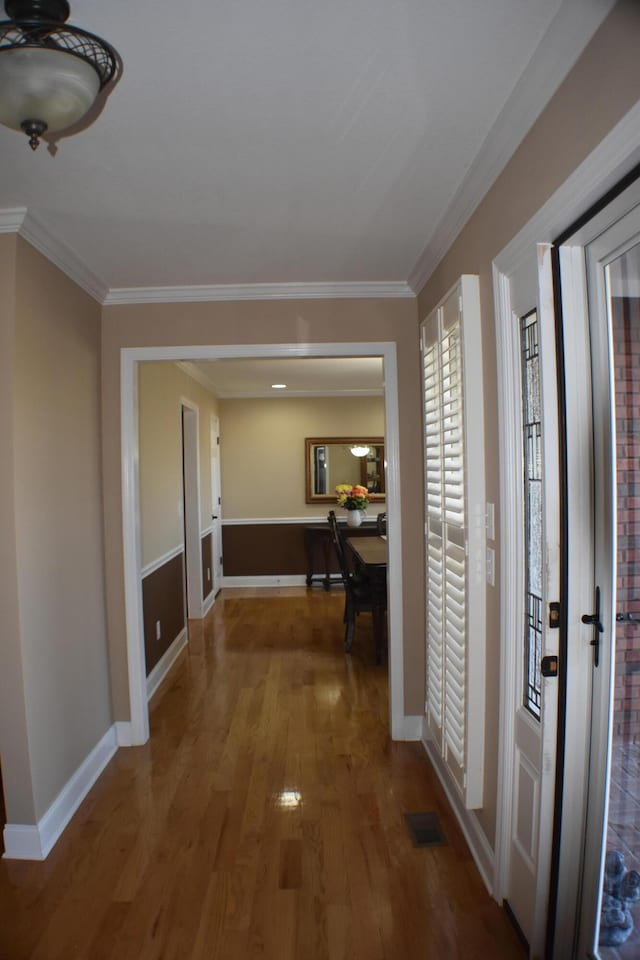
317, 685, 341, 707
276, 789, 302, 809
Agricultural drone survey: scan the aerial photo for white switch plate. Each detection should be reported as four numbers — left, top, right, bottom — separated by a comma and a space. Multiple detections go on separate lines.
486, 547, 495, 586
486, 502, 495, 541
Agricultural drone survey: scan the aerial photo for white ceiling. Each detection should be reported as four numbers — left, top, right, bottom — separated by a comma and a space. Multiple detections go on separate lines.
0, 0, 614, 300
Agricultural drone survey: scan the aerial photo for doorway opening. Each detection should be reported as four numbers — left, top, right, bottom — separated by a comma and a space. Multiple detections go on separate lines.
121, 342, 404, 747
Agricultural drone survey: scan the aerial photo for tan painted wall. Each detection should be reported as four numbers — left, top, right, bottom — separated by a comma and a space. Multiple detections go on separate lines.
417, 0, 640, 848
9, 238, 111, 821
0, 234, 36, 824
101, 298, 423, 721
138, 362, 219, 568
218, 395, 385, 518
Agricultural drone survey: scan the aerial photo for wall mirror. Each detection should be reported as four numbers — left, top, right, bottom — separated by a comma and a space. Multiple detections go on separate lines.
305, 437, 385, 503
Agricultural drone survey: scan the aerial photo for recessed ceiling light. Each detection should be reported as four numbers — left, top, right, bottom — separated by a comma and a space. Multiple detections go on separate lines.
271, 383, 287, 389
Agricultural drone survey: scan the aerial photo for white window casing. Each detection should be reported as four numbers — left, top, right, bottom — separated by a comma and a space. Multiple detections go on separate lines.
421, 275, 486, 809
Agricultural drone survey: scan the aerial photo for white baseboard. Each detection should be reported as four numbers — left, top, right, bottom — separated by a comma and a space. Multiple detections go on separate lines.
392, 714, 423, 741
115, 721, 134, 746
146, 626, 188, 702
421, 731, 496, 897
221, 575, 308, 588
202, 589, 215, 615
3, 724, 119, 861
2, 824, 43, 860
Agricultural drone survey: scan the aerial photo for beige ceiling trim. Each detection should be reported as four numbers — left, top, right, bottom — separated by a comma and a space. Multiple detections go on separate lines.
103, 281, 414, 305
408, 0, 618, 295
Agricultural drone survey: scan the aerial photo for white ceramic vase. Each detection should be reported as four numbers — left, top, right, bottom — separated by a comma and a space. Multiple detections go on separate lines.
346, 509, 363, 527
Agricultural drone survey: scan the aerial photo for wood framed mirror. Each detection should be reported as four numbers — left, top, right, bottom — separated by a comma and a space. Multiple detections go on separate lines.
305, 437, 385, 503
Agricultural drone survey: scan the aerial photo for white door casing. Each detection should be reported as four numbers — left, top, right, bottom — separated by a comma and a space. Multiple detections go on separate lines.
121, 341, 404, 747
181, 399, 203, 620
210, 414, 222, 595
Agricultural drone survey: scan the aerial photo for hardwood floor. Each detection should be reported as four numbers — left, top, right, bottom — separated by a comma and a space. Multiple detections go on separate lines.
0, 588, 525, 960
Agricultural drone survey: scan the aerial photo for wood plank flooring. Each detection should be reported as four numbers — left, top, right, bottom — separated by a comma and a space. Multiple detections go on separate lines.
0, 588, 525, 960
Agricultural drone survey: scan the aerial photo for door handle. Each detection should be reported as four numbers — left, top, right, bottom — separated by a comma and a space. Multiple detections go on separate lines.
581, 585, 604, 667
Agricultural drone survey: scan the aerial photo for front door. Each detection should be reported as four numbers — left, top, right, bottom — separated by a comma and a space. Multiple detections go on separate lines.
557, 187, 640, 959
496, 244, 561, 958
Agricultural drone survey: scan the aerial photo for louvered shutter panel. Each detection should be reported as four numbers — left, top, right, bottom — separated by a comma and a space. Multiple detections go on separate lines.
423, 317, 444, 750
422, 276, 485, 810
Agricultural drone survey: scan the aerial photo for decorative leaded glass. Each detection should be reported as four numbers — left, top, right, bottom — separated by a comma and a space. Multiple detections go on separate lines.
521, 309, 542, 720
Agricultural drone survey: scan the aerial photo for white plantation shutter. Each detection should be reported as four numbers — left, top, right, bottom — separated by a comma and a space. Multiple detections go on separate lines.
422, 276, 485, 809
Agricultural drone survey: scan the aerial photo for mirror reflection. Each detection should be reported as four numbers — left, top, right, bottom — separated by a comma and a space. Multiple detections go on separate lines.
305, 437, 385, 503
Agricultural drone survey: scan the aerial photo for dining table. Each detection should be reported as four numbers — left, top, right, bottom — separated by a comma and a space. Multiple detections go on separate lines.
345, 535, 388, 663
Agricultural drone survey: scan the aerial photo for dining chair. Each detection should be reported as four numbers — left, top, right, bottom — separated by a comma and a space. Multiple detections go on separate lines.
327, 510, 375, 653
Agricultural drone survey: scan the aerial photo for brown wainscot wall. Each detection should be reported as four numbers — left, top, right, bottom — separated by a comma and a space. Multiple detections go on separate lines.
142, 552, 186, 675
221, 519, 379, 580
201, 531, 213, 600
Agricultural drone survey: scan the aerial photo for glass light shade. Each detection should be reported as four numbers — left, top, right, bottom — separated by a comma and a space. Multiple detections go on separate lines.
350, 445, 370, 457
0, 47, 99, 133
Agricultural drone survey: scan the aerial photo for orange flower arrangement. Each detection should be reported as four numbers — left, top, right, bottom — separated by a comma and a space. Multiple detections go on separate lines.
335, 484, 369, 511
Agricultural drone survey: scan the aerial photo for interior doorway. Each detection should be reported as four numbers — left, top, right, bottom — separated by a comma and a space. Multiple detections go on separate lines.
121, 342, 404, 747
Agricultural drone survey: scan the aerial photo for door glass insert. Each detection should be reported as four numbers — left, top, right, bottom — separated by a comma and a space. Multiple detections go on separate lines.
600, 242, 640, 958
521, 308, 542, 720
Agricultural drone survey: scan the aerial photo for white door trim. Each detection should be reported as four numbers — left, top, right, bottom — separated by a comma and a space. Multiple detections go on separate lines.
180, 397, 203, 619
493, 261, 524, 904
121, 341, 403, 746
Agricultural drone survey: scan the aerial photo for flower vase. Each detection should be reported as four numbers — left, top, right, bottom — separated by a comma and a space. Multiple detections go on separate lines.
346, 509, 363, 528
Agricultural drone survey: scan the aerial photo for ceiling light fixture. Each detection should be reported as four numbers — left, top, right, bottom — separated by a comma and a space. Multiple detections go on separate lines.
271, 383, 287, 389
0, 0, 117, 150
350, 445, 370, 458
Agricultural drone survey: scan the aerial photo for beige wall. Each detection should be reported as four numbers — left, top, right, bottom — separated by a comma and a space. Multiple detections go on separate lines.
417, 0, 640, 848
1, 238, 111, 823
219, 395, 385, 518
101, 298, 423, 721
0, 234, 36, 823
138, 362, 219, 568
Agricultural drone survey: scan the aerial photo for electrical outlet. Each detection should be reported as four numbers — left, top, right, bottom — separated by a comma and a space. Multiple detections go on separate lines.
156, 620, 161, 640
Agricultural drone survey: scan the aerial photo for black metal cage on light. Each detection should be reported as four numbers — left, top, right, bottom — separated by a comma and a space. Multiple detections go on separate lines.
0, 0, 117, 149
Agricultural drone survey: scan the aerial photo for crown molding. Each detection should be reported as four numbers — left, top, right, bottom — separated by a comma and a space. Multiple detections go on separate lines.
103, 280, 414, 305
18, 211, 109, 303
0, 206, 109, 302
216, 388, 384, 399
408, 0, 617, 295
175, 361, 383, 400
0, 207, 27, 233
175, 361, 219, 395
